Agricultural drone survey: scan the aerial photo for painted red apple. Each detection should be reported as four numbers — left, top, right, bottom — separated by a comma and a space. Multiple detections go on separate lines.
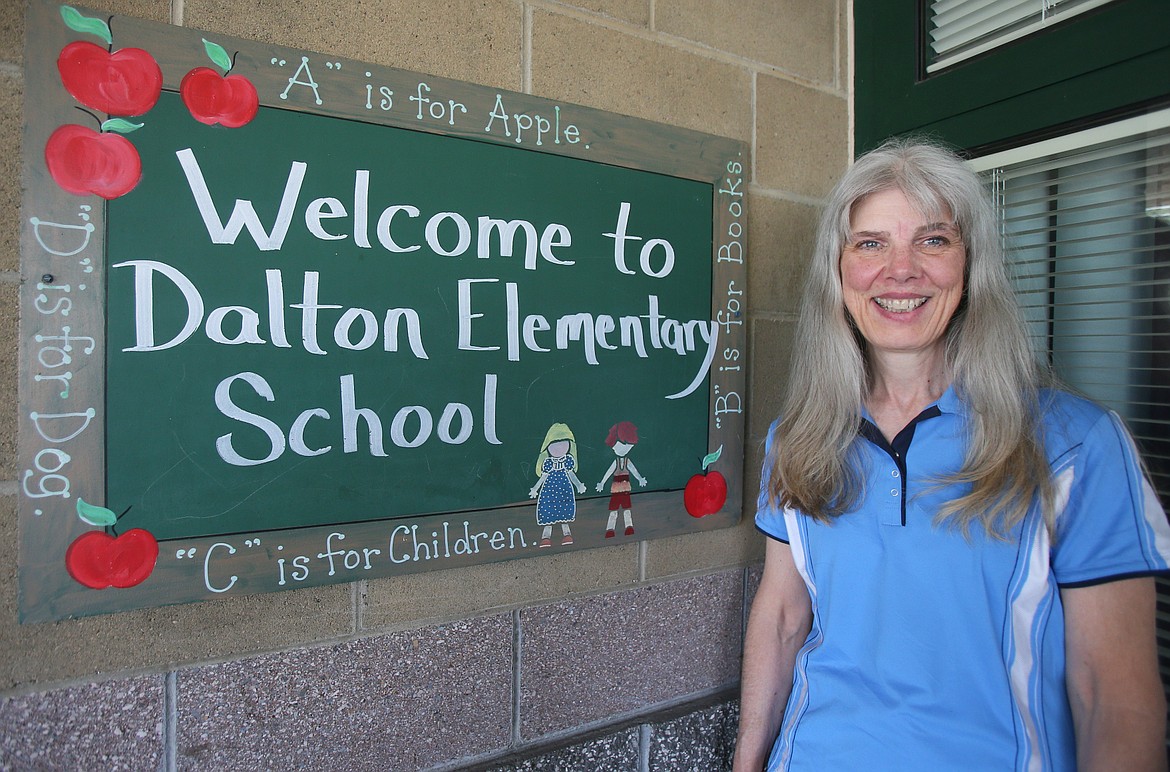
44, 123, 142, 199
684, 470, 728, 517
57, 40, 162, 116
180, 66, 259, 128
65, 528, 159, 589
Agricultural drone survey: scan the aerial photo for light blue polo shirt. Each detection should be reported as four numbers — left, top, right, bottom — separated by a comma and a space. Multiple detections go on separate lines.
755, 387, 1170, 772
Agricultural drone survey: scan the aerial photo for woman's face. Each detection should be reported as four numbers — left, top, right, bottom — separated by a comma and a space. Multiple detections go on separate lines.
840, 188, 966, 361
547, 439, 571, 458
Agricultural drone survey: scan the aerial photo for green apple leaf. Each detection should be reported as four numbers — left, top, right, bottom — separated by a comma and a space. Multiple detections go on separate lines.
701, 445, 723, 471
60, 5, 113, 46
202, 38, 234, 73
101, 118, 144, 134
76, 497, 117, 527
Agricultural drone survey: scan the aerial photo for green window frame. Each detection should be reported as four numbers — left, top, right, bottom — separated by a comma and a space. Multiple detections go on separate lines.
854, 0, 1170, 154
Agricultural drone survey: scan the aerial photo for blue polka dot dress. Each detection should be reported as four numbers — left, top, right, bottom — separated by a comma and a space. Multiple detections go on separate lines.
536, 455, 577, 525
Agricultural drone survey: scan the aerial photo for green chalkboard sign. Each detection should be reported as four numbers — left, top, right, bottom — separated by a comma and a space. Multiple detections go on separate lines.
18, 1, 747, 621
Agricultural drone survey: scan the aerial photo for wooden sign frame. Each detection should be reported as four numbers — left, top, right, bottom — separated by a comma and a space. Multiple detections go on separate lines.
18, 1, 747, 622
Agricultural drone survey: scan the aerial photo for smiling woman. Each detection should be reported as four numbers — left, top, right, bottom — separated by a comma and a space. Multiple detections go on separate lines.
734, 138, 1170, 772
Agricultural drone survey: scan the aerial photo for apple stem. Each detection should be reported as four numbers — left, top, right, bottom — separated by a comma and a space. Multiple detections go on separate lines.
107, 506, 131, 538
73, 106, 102, 130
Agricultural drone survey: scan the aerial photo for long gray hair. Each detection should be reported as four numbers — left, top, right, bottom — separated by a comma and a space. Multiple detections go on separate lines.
766, 137, 1054, 536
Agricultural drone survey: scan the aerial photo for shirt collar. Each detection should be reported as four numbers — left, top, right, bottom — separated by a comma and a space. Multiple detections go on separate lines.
936, 383, 963, 416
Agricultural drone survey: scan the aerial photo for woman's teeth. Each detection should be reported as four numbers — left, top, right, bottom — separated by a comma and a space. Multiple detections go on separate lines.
874, 297, 927, 313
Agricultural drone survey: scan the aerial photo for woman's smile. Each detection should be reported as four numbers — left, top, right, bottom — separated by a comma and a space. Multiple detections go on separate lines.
873, 295, 927, 313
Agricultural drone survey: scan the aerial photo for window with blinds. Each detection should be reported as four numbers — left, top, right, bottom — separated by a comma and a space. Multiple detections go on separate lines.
972, 109, 1170, 747
926, 0, 1117, 73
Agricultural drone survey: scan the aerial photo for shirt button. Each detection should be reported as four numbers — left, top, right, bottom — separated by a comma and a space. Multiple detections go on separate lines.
891, 470, 900, 478
891, 489, 899, 497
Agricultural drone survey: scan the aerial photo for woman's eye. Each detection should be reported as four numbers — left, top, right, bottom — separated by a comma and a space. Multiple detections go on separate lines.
856, 239, 882, 250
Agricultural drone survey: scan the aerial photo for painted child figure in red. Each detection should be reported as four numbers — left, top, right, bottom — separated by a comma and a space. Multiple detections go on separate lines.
595, 421, 648, 538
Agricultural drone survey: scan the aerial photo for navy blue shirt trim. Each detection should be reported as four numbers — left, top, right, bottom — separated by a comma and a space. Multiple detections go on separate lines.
1058, 569, 1170, 588
858, 405, 943, 526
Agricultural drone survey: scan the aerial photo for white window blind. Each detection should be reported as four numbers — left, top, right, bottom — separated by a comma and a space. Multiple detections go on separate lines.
927, 0, 1117, 72
973, 111, 1170, 747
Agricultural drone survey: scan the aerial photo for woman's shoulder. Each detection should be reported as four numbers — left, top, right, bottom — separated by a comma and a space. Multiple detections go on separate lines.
1038, 388, 1127, 457
1039, 388, 1111, 424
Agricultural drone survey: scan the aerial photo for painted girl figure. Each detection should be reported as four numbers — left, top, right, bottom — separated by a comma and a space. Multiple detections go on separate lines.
529, 422, 586, 548
595, 421, 647, 538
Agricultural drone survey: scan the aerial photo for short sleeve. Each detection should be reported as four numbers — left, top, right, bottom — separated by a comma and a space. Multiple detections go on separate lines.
754, 419, 791, 543
1051, 409, 1170, 586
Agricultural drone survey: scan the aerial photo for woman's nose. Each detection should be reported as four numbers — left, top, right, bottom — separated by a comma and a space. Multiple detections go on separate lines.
884, 241, 921, 279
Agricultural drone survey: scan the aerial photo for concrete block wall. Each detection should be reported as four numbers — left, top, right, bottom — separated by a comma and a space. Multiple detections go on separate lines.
0, 1, 849, 768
